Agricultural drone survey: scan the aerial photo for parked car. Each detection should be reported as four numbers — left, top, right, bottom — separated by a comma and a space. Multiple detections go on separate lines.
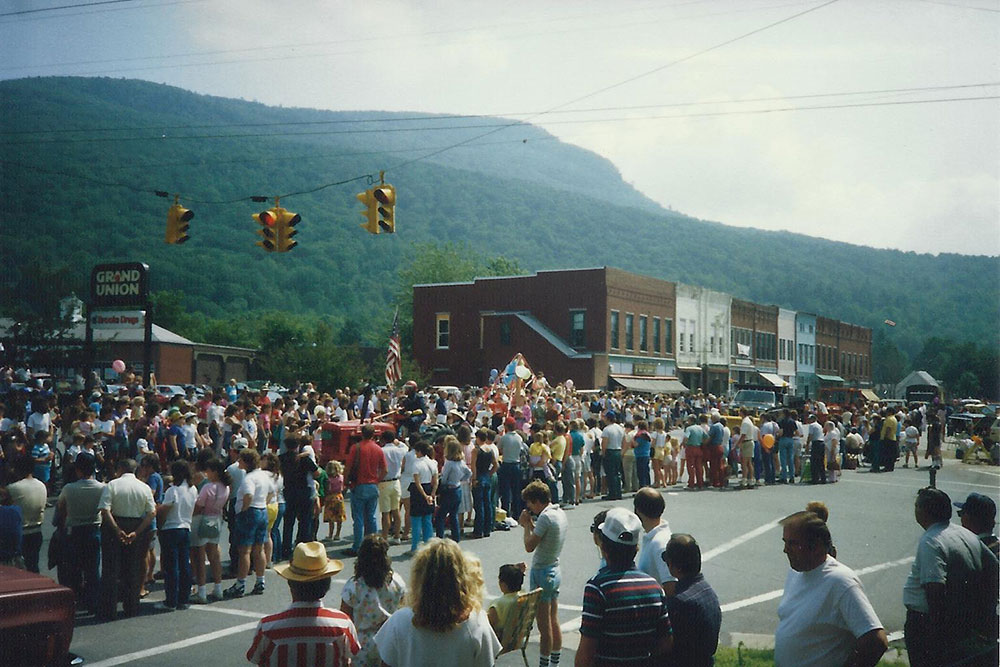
0, 566, 79, 666
154, 384, 187, 404
731, 389, 778, 412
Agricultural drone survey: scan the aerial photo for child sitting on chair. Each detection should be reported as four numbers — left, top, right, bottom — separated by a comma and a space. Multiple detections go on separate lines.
488, 562, 526, 638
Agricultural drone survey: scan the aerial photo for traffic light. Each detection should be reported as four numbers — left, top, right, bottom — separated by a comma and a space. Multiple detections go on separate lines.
254, 207, 278, 252
165, 203, 193, 244
357, 188, 379, 234
374, 184, 395, 233
275, 207, 300, 252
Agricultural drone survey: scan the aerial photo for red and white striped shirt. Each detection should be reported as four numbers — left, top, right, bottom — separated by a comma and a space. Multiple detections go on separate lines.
247, 601, 360, 667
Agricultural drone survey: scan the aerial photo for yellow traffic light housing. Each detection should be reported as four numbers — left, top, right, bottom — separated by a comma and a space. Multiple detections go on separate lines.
276, 208, 300, 252
357, 188, 379, 234
374, 184, 395, 234
254, 208, 278, 252
165, 201, 193, 244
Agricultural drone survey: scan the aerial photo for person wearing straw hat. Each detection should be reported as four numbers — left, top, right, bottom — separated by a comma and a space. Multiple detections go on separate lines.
247, 541, 359, 667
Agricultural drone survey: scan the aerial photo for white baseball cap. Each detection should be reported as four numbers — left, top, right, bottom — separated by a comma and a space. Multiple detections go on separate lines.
599, 507, 642, 546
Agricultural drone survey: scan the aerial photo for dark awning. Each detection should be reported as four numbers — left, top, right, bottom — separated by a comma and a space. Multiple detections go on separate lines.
609, 375, 689, 395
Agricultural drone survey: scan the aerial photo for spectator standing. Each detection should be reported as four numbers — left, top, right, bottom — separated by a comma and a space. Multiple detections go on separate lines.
98, 458, 156, 620
190, 457, 229, 603
519, 480, 568, 667
6, 456, 46, 572
0, 486, 22, 567
737, 409, 757, 489
155, 460, 197, 611
879, 409, 899, 472
498, 419, 525, 518
247, 541, 359, 667
379, 430, 406, 544
55, 453, 104, 613
774, 510, 887, 667
344, 424, 387, 557
374, 538, 500, 667
436, 436, 472, 541
662, 534, 721, 667
777, 409, 798, 483
408, 440, 439, 553
601, 412, 625, 501
225, 449, 274, 598
805, 413, 825, 484
340, 535, 406, 667
576, 507, 672, 666
903, 487, 999, 666
956, 492, 999, 558
279, 436, 319, 559
902, 420, 920, 468
633, 487, 676, 595
705, 413, 727, 488
471, 429, 498, 538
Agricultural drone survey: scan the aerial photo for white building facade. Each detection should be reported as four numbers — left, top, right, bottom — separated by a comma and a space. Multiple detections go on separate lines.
777, 307, 797, 394
676, 283, 732, 396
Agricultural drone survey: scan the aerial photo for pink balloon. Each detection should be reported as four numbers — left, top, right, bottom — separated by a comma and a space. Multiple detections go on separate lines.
112, 359, 126, 374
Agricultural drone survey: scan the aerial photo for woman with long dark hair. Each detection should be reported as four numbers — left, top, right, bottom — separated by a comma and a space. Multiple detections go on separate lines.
155, 459, 197, 611
340, 534, 406, 666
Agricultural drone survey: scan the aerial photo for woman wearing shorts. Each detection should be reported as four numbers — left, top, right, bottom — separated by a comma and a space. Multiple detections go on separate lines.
190, 458, 230, 603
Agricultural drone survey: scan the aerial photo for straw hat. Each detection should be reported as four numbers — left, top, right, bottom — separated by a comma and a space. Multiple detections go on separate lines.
273, 542, 343, 582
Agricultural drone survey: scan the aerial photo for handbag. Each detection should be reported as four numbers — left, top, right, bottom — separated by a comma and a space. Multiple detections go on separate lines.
197, 515, 221, 540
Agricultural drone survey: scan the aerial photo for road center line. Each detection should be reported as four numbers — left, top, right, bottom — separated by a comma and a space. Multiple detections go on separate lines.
190, 606, 266, 619
841, 475, 1000, 491
702, 517, 783, 562
86, 620, 260, 667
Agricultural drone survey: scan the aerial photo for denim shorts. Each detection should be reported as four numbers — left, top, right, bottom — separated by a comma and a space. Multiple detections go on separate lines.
236, 507, 268, 546
530, 564, 561, 602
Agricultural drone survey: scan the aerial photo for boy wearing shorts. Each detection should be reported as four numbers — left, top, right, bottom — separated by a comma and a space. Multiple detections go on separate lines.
519, 480, 567, 667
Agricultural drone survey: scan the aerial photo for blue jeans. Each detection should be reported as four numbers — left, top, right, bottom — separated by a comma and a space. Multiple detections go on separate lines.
270, 502, 285, 561
761, 447, 776, 484
635, 456, 651, 489
159, 528, 192, 608
350, 484, 379, 551
778, 437, 795, 481
562, 456, 577, 504
498, 462, 522, 517
435, 486, 462, 541
411, 515, 433, 552
473, 476, 492, 536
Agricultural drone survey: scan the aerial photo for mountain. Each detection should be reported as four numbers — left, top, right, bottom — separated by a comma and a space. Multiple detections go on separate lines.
1, 76, 997, 362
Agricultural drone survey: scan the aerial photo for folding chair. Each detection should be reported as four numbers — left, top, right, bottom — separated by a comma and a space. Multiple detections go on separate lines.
497, 587, 542, 667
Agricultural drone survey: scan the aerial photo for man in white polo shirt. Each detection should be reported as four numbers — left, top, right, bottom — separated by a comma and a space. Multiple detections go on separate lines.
379, 430, 407, 544
634, 486, 676, 596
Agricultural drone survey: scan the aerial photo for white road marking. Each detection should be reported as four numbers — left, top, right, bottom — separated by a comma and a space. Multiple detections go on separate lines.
190, 606, 265, 619
86, 620, 260, 667
560, 617, 582, 633
887, 630, 905, 642
720, 555, 914, 614
702, 517, 783, 562
842, 475, 1000, 491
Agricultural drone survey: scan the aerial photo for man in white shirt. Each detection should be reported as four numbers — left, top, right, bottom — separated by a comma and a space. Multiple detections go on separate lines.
25, 398, 53, 443
379, 430, 407, 543
97, 458, 156, 620
774, 510, 887, 667
601, 412, 626, 500
633, 487, 676, 595
227, 449, 273, 598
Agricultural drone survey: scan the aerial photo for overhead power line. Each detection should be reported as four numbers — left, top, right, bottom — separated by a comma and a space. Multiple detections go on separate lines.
0, 0, 141, 17
3, 82, 995, 137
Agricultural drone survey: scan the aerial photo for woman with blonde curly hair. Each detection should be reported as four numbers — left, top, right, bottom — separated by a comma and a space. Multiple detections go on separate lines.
374, 538, 500, 667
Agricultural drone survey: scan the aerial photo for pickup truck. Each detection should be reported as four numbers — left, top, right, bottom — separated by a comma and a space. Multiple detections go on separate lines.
732, 389, 778, 412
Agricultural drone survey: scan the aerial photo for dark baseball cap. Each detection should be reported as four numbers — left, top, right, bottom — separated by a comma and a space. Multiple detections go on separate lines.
954, 493, 997, 524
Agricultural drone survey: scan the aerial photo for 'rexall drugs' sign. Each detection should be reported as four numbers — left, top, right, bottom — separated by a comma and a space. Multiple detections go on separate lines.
90, 262, 150, 308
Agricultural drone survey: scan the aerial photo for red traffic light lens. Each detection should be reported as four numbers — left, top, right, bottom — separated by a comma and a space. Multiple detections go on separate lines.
260, 211, 276, 226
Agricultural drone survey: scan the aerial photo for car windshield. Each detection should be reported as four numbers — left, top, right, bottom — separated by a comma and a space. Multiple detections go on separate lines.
735, 390, 775, 404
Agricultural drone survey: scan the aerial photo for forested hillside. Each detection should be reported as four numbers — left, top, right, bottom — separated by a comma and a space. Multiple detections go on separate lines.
1, 77, 996, 372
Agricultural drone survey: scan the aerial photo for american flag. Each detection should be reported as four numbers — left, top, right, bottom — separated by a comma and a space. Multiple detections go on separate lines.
385, 307, 402, 386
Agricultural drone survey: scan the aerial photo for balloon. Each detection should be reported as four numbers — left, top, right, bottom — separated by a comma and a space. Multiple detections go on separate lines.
112, 359, 126, 374
565, 379, 574, 390
515, 365, 531, 380
762, 433, 775, 451
490, 368, 499, 380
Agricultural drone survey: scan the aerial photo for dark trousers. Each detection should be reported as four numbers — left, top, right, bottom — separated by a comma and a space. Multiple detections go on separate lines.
810, 441, 827, 484
65, 525, 101, 612
99, 517, 152, 620
882, 440, 898, 472
603, 450, 623, 499
497, 462, 522, 518
226, 498, 239, 572
869, 438, 882, 472
635, 456, 651, 489
281, 494, 314, 560
902, 608, 994, 667
591, 452, 603, 491
473, 476, 493, 537
761, 447, 776, 484
22, 531, 42, 573
159, 528, 192, 608
435, 486, 461, 541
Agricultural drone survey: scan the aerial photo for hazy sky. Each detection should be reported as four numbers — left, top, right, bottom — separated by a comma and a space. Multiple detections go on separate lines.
2, 0, 998, 255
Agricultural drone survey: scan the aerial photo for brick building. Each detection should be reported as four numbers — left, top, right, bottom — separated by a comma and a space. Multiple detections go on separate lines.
413, 267, 686, 392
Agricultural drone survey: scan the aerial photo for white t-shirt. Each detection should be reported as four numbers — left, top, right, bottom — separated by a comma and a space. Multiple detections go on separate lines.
774, 556, 883, 667
26, 412, 51, 438
237, 469, 273, 511
160, 482, 197, 530
182, 423, 198, 450
602, 423, 625, 451
382, 442, 407, 481
740, 417, 757, 445
374, 607, 500, 667
94, 418, 115, 439
636, 520, 676, 586
904, 426, 919, 445
411, 456, 437, 486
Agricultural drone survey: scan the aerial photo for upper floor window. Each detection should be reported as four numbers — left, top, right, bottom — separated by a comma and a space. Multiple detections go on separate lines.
639, 315, 648, 352
610, 311, 620, 349
570, 310, 585, 348
625, 314, 634, 351
436, 313, 450, 349
653, 318, 661, 353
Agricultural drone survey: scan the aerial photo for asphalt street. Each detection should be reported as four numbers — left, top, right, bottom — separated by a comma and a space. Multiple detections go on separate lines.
55, 448, 999, 666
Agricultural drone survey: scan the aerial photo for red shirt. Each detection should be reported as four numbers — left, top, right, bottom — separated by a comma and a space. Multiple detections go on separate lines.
247, 601, 359, 667
350, 439, 387, 486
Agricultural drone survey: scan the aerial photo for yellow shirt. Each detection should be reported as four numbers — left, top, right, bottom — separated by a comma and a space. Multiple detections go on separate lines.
549, 435, 567, 461
529, 442, 550, 469
490, 592, 520, 633
881, 415, 898, 442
